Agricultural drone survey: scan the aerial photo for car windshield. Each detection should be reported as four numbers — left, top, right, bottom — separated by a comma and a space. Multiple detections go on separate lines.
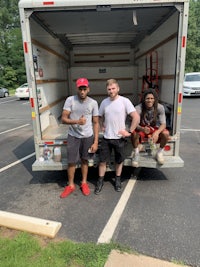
185, 74, 200, 82
21, 84, 28, 87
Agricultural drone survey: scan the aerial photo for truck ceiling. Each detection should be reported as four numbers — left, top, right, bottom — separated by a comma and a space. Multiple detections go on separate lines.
30, 6, 177, 48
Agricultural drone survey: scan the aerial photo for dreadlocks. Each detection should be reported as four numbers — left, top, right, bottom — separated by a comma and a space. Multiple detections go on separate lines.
141, 89, 158, 126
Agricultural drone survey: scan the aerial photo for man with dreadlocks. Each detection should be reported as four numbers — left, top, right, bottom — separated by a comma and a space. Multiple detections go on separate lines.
131, 89, 169, 167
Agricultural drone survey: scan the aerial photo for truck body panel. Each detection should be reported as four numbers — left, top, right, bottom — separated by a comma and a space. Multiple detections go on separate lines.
18, 0, 189, 171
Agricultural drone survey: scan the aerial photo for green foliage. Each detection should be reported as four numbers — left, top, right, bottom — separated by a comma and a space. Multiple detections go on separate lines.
185, 0, 200, 72
0, 0, 26, 90
0, 232, 131, 267
0, 0, 199, 90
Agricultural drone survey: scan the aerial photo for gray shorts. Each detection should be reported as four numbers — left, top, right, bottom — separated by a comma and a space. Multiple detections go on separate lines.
67, 134, 94, 164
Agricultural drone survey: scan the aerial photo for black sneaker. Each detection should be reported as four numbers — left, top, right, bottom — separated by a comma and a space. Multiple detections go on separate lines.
94, 179, 104, 195
115, 177, 121, 192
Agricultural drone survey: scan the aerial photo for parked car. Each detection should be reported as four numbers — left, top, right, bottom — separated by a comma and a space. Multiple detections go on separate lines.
183, 72, 200, 96
15, 83, 29, 99
0, 87, 9, 98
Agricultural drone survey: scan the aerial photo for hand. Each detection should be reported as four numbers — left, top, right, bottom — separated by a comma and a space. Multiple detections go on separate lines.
101, 126, 105, 132
89, 143, 98, 153
152, 131, 159, 143
118, 129, 131, 137
78, 115, 86, 125
143, 126, 151, 134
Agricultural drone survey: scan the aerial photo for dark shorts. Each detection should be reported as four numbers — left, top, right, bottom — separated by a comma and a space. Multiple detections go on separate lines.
99, 137, 125, 164
67, 134, 94, 164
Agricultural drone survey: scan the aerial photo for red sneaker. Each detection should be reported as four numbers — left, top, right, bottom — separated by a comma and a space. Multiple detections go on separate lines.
80, 183, 90, 196
60, 185, 75, 198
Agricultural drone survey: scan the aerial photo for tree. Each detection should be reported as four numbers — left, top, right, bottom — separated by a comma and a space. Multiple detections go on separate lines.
0, 0, 199, 90
0, 0, 26, 90
185, 0, 200, 72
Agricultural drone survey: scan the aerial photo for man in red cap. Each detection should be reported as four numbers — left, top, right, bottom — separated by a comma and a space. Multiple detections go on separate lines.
60, 78, 99, 198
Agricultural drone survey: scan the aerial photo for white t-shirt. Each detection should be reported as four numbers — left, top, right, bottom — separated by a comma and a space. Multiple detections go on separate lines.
63, 95, 98, 138
99, 95, 136, 139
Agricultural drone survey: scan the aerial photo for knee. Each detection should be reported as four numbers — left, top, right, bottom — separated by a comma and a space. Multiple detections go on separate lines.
160, 131, 169, 140
82, 159, 88, 164
99, 161, 106, 167
131, 132, 139, 140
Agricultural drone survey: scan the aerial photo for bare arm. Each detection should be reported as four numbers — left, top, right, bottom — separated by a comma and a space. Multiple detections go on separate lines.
151, 123, 166, 143
129, 110, 140, 132
151, 104, 167, 141
99, 116, 105, 132
89, 116, 99, 153
155, 123, 166, 134
118, 111, 140, 137
61, 110, 86, 125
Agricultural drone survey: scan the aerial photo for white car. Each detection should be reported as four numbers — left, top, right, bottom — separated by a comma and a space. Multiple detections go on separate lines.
15, 83, 29, 99
183, 72, 200, 97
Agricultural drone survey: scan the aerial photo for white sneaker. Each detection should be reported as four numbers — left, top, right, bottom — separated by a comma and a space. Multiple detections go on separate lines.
156, 151, 164, 165
132, 152, 139, 168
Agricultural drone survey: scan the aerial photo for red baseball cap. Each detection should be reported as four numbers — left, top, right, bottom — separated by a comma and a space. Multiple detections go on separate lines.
76, 78, 89, 88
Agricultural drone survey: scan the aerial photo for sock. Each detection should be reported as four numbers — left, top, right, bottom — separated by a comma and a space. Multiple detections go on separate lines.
157, 148, 163, 154
134, 147, 139, 154
98, 176, 104, 180
115, 176, 121, 182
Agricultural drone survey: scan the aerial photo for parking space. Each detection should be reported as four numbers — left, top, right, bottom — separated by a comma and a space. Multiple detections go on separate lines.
0, 97, 200, 266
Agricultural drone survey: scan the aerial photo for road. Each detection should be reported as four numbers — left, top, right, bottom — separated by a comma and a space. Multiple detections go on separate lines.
0, 96, 200, 267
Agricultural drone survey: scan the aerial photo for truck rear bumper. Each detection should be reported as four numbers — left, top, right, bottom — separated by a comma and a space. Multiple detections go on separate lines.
32, 159, 68, 171
124, 155, 184, 168
32, 155, 184, 171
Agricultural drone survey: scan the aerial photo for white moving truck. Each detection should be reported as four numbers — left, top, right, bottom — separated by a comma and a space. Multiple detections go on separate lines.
18, 0, 189, 171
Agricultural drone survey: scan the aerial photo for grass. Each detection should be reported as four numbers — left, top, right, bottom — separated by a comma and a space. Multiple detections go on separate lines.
9, 89, 15, 96
0, 228, 132, 267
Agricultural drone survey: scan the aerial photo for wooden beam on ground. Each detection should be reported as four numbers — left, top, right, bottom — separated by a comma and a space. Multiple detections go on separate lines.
0, 211, 62, 238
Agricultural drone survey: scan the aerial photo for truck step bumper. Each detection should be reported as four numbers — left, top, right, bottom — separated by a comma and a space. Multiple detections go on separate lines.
32, 159, 68, 171
32, 155, 184, 171
124, 155, 184, 168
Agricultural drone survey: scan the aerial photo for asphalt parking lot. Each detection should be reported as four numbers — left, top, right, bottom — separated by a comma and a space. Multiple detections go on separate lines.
0, 96, 200, 267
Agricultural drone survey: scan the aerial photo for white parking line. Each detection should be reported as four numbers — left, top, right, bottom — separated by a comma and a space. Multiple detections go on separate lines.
0, 124, 30, 135
0, 99, 16, 104
0, 153, 35, 173
181, 128, 200, 132
97, 177, 137, 244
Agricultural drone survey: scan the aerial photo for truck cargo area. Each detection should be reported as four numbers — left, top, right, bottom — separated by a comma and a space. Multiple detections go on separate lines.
19, 0, 188, 170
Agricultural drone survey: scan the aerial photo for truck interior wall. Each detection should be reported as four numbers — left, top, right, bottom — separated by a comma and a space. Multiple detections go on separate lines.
69, 45, 138, 104
136, 37, 177, 105
70, 65, 137, 105
30, 18, 69, 136
135, 11, 179, 105
71, 45, 134, 67
135, 11, 179, 132
135, 12, 179, 132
